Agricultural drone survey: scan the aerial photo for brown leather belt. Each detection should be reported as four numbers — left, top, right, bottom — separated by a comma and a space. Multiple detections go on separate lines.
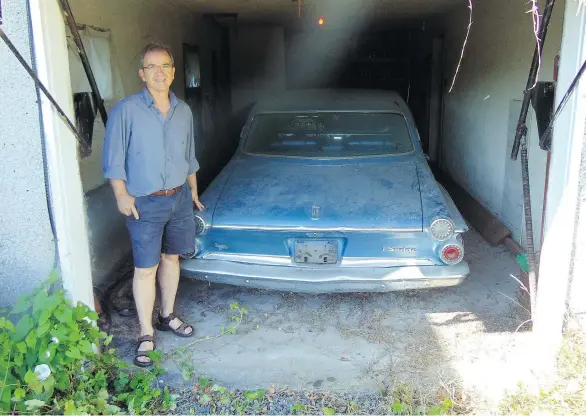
149, 184, 182, 197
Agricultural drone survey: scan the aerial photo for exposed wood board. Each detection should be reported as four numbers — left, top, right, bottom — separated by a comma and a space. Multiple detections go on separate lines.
436, 171, 513, 246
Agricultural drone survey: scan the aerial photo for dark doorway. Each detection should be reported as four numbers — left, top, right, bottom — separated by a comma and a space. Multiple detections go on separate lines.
183, 43, 203, 136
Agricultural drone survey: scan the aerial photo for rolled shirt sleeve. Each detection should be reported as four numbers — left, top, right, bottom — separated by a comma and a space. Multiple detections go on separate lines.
186, 109, 200, 175
102, 103, 128, 181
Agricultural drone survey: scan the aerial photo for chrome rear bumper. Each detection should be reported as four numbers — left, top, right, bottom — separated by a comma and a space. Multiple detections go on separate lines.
179, 258, 470, 293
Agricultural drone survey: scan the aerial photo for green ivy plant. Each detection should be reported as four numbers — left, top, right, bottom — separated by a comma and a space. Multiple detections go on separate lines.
0, 272, 176, 414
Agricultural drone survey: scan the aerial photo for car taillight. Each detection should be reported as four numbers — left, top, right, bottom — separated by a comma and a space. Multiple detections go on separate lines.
429, 218, 455, 241
195, 215, 206, 235
440, 244, 464, 265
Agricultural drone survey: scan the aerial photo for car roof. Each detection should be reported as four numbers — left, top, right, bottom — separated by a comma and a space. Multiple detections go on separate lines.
249, 89, 410, 115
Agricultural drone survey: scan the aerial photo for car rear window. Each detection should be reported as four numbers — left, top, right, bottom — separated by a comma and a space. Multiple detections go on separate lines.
243, 112, 415, 157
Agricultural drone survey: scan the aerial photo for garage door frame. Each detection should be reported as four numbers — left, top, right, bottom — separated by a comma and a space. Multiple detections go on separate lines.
29, 0, 94, 309
534, 0, 586, 362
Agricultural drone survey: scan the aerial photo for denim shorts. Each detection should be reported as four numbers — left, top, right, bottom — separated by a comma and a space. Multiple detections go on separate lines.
125, 184, 196, 268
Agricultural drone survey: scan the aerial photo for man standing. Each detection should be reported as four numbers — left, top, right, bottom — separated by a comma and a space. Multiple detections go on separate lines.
102, 42, 204, 367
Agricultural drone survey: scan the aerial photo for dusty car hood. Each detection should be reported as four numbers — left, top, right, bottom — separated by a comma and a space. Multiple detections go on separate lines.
212, 158, 423, 230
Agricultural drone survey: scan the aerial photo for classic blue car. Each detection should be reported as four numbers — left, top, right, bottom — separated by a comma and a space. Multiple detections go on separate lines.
180, 89, 469, 293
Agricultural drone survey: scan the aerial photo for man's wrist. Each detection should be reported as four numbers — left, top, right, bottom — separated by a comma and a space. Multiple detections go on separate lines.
110, 179, 131, 200
114, 189, 131, 200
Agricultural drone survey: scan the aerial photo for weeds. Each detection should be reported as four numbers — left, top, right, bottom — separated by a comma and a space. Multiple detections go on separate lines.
499, 329, 586, 415
165, 301, 247, 381
378, 383, 462, 415
181, 376, 469, 415
189, 377, 271, 415
0, 272, 176, 414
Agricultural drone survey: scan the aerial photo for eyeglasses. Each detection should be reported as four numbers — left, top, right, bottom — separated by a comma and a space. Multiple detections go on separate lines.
142, 64, 174, 72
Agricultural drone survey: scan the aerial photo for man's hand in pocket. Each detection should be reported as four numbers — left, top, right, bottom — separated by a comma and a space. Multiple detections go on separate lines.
117, 193, 139, 219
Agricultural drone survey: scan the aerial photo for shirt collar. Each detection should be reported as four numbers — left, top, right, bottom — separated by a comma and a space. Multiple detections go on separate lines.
141, 87, 178, 108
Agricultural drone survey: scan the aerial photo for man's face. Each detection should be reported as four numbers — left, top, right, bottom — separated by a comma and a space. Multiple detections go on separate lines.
139, 50, 175, 93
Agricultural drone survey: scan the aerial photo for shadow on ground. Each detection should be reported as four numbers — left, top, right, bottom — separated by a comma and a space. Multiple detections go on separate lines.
108, 229, 531, 406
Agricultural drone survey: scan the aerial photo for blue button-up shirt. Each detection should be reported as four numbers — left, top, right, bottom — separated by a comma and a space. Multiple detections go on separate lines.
102, 88, 200, 197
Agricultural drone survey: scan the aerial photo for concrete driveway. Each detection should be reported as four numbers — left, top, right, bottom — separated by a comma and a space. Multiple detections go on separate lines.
109, 229, 532, 405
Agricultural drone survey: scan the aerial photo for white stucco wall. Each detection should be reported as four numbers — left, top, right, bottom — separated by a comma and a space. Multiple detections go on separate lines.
230, 26, 287, 112
0, 0, 57, 305
442, 0, 566, 249
570, 123, 586, 322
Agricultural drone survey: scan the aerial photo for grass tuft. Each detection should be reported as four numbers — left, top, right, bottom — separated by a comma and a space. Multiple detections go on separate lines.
499, 329, 586, 415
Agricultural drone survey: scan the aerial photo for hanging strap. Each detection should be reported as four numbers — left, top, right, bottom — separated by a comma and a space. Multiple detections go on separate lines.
59, 0, 108, 126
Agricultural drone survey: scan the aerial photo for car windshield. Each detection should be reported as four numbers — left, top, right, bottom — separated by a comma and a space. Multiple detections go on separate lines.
243, 112, 414, 157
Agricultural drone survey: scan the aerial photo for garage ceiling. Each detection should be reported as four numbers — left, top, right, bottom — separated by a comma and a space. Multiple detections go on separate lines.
169, 0, 462, 24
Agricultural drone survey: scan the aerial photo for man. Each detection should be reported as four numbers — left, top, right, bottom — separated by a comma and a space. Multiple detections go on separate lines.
102, 42, 204, 367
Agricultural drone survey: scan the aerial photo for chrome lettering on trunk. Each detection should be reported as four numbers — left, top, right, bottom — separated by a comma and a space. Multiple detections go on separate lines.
383, 246, 417, 253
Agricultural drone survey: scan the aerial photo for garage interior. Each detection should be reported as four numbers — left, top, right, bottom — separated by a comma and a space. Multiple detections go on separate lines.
64, 0, 567, 403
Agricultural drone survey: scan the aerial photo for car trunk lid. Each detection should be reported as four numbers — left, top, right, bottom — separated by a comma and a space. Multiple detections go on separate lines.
212, 158, 423, 231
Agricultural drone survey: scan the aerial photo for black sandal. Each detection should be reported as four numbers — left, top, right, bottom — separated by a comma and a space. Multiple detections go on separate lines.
134, 335, 156, 367
156, 312, 194, 338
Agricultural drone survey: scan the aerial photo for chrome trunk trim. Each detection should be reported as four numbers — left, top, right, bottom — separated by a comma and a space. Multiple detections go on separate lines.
211, 225, 422, 232
201, 253, 434, 267
202, 253, 292, 266
340, 257, 434, 267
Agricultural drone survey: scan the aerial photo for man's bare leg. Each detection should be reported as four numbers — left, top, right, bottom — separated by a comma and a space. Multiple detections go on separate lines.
158, 254, 193, 335
133, 265, 158, 364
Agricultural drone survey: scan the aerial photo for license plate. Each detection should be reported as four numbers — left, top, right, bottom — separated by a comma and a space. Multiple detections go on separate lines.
294, 240, 338, 264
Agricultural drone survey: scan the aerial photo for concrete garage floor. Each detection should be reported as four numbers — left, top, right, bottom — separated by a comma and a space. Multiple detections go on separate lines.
108, 229, 534, 407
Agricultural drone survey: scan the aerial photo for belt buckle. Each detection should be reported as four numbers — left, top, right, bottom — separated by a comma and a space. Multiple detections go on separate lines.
164, 188, 171, 196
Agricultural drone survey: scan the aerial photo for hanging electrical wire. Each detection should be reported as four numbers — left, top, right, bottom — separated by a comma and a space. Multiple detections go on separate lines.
528, 0, 542, 90
448, 0, 472, 93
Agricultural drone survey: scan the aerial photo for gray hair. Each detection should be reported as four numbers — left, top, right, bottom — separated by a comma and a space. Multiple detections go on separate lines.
140, 42, 174, 67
